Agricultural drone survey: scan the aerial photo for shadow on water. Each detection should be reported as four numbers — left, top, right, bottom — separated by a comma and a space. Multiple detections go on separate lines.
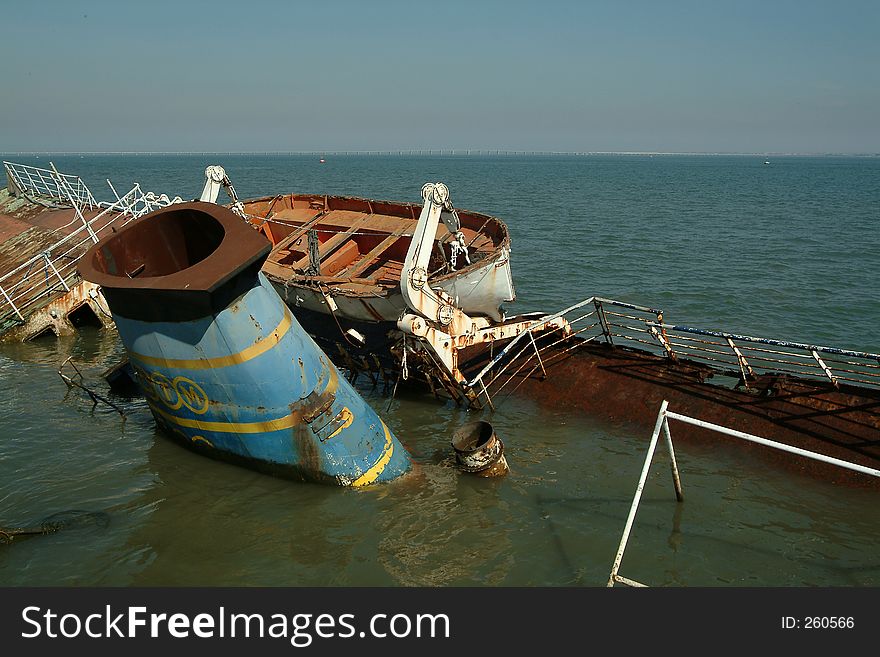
535, 494, 880, 587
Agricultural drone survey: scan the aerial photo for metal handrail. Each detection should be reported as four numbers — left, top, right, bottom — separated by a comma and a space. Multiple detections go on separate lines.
607, 400, 880, 587
468, 297, 664, 403
646, 321, 880, 362
468, 296, 880, 409
0, 182, 177, 325
3, 160, 97, 208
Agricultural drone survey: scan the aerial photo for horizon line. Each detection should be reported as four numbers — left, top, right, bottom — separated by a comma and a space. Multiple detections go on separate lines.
2, 150, 878, 157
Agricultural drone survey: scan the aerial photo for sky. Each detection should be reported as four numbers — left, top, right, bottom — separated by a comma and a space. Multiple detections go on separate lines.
1, 0, 878, 153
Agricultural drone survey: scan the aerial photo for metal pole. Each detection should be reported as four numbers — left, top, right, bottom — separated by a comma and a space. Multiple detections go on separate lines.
594, 298, 614, 345
479, 379, 496, 412
661, 414, 684, 502
528, 330, 547, 379
665, 411, 880, 478
810, 349, 839, 388
607, 399, 669, 587
0, 285, 24, 321
52, 162, 98, 243
44, 253, 70, 292
727, 337, 754, 388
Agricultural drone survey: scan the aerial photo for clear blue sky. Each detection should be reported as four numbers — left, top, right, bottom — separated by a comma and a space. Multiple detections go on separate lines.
1, 0, 878, 153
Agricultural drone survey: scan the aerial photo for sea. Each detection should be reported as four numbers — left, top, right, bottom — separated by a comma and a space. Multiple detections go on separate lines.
0, 153, 877, 586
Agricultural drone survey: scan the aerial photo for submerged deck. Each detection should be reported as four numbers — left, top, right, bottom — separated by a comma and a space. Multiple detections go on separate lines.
462, 297, 880, 486
0, 189, 112, 336
0, 161, 179, 340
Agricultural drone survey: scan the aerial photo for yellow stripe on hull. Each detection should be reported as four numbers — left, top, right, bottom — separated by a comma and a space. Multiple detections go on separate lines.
350, 421, 395, 487
149, 402, 303, 434
131, 307, 293, 370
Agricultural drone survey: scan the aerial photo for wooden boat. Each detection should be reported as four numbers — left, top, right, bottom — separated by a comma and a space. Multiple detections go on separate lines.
241, 191, 515, 324
235, 186, 539, 401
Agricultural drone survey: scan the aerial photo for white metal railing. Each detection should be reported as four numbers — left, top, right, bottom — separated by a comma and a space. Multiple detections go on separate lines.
3, 161, 97, 209
468, 297, 880, 408
606, 400, 880, 588
0, 182, 178, 326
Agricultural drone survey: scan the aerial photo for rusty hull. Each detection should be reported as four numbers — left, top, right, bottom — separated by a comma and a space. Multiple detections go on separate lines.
505, 340, 880, 486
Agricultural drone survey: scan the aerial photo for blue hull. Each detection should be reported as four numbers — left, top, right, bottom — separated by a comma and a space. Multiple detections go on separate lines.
80, 202, 412, 485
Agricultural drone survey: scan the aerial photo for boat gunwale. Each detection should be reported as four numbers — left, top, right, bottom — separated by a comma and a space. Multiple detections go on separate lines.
239, 192, 512, 288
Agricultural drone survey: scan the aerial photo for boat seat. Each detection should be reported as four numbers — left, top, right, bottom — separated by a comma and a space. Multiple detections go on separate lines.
369, 260, 404, 283
339, 235, 400, 278
270, 209, 331, 252
291, 215, 371, 271
320, 240, 360, 277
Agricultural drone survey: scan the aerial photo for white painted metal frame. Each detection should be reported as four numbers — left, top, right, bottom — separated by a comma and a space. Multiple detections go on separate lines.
0, 181, 177, 325
3, 161, 97, 208
607, 400, 880, 588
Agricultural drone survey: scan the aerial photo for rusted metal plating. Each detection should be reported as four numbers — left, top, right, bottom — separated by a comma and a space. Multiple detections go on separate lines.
451, 420, 509, 477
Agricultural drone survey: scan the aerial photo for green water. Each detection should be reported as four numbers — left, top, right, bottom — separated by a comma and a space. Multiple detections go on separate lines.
1, 154, 878, 586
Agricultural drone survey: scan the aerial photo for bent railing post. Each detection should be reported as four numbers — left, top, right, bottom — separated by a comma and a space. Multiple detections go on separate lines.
609, 400, 880, 588
607, 400, 674, 588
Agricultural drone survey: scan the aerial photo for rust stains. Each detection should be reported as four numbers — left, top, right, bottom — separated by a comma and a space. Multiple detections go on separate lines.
506, 341, 880, 487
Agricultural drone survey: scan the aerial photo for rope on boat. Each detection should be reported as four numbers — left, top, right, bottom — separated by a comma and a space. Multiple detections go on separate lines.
385, 336, 407, 413
244, 214, 414, 238
317, 283, 367, 350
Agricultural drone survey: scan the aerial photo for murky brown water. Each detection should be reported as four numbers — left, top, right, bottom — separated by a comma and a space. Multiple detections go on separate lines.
1, 326, 877, 586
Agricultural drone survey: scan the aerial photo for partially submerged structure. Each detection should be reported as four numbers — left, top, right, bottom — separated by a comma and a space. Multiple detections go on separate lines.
78, 201, 412, 486
0, 161, 178, 341
240, 182, 565, 405
235, 177, 880, 482
3, 161, 876, 485
466, 296, 880, 483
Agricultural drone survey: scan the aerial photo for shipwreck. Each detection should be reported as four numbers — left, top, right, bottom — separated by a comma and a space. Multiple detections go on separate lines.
78, 201, 412, 486
2, 160, 878, 486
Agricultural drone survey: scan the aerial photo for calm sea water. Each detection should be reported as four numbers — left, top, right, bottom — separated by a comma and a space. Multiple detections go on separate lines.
1, 154, 878, 586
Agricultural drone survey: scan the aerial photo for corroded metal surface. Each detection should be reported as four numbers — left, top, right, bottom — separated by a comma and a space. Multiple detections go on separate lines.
451, 420, 509, 477
0, 281, 112, 342
0, 190, 106, 335
510, 340, 880, 486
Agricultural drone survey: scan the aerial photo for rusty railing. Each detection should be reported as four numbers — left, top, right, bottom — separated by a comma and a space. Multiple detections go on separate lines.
0, 183, 177, 325
468, 297, 880, 408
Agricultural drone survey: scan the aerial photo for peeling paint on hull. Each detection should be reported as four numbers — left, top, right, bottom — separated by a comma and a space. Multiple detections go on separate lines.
79, 202, 412, 486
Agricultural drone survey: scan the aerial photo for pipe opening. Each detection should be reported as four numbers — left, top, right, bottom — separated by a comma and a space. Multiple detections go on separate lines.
451, 420, 495, 453
451, 420, 509, 477
90, 208, 225, 279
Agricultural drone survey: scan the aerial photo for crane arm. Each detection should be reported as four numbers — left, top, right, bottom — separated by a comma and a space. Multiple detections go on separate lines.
399, 182, 473, 336
200, 165, 245, 217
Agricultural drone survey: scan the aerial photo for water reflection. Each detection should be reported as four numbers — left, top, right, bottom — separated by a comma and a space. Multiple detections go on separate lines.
375, 465, 515, 586
2, 323, 879, 587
